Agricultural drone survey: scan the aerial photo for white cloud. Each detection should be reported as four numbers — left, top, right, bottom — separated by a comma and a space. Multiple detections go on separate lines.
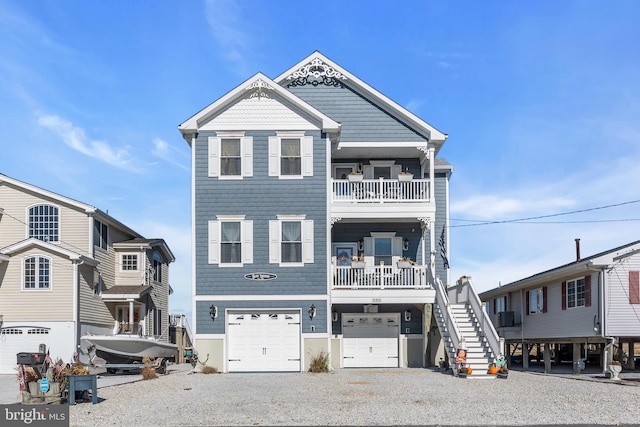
152, 138, 190, 171
204, 0, 252, 76
37, 114, 139, 172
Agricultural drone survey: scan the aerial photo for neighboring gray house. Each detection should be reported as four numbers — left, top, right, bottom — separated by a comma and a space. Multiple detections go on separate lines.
0, 174, 175, 373
479, 239, 640, 373
179, 52, 501, 374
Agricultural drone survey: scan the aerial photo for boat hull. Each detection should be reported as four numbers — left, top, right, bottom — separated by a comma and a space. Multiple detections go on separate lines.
82, 334, 178, 364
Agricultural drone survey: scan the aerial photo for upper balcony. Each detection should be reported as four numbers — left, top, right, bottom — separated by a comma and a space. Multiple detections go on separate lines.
331, 177, 433, 219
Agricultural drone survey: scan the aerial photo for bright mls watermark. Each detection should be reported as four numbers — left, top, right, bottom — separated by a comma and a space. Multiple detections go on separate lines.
2, 405, 68, 426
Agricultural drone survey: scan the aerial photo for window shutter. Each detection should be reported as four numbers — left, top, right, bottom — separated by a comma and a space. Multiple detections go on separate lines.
242, 137, 253, 177
363, 237, 373, 266
362, 165, 373, 179
268, 220, 279, 263
302, 220, 314, 263
208, 221, 219, 264
542, 286, 548, 313
525, 291, 530, 315
561, 281, 567, 310
301, 136, 313, 177
630, 271, 640, 304
268, 136, 279, 176
585, 275, 592, 307
242, 220, 253, 264
493, 299, 496, 315
208, 137, 220, 177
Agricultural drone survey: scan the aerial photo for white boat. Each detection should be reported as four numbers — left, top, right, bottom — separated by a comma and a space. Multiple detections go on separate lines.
82, 334, 178, 364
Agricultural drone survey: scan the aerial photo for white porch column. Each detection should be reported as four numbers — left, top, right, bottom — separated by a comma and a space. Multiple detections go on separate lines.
428, 146, 435, 200
128, 301, 134, 327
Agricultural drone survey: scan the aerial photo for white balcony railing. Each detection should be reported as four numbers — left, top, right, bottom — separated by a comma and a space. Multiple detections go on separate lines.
332, 179, 430, 203
333, 265, 430, 289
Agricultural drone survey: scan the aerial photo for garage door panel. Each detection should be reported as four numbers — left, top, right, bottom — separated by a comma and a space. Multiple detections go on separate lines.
342, 314, 399, 368
227, 312, 300, 372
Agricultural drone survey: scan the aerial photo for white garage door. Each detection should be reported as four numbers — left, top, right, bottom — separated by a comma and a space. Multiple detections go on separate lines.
227, 311, 301, 372
0, 327, 52, 374
342, 313, 399, 368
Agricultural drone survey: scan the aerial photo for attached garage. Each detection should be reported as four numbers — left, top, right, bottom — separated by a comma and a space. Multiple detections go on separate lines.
227, 311, 301, 372
342, 313, 399, 368
0, 323, 74, 374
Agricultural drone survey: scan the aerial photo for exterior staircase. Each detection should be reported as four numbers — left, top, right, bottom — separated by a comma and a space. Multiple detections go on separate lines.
434, 276, 503, 379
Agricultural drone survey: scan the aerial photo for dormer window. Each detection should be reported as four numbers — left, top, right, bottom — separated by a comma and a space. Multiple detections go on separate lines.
28, 204, 59, 242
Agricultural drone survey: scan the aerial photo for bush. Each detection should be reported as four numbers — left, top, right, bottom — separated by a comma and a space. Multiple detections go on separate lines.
308, 351, 329, 373
141, 367, 158, 380
201, 365, 218, 374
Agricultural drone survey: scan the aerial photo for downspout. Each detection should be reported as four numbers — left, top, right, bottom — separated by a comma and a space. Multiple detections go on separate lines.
73, 260, 83, 358
600, 266, 616, 374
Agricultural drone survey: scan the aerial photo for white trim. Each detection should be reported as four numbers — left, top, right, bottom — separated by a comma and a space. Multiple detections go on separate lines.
21, 254, 53, 292
275, 52, 446, 143
194, 295, 330, 301
25, 202, 61, 244
194, 334, 226, 339
119, 253, 139, 272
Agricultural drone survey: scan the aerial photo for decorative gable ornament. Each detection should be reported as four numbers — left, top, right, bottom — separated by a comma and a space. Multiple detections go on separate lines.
246, 78, 273, 99
286, 57, 348, 87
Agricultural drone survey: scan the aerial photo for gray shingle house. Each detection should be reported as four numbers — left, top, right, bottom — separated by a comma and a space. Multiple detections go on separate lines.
179, 52, 502, 373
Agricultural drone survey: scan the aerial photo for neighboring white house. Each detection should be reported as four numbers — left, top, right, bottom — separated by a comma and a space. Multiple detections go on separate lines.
0, 174, 175, 373
479, 239, 640, 373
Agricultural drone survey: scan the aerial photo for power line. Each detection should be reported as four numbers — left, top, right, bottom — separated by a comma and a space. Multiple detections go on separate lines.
451, 199, 640, 228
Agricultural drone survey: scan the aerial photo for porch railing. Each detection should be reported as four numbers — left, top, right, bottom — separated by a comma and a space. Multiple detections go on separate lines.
332, 179, 430, 203
333, 265, 430, 289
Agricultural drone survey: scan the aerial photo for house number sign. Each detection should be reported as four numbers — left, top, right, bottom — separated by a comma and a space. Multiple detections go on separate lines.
244, 272, 277, 281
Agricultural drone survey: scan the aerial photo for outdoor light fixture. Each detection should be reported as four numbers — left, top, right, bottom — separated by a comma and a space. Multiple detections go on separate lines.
209, 305, 218, 321
332, 311, 338, 322
358, 240, 364, 251
308, 304, 316, 319
404, 310, 411, 322
403, 238, 409, 251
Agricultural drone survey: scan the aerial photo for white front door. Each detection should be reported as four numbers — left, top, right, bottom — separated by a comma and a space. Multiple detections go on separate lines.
227, 311, 301, 372
342, 313, 399, 368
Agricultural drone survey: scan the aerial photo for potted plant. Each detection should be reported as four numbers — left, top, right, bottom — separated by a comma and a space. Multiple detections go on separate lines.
398, 170, 414, 181
397, 257, 415, 269
608, 360, 622, 380
347, 171, 364, 182
351, 255, 365, 269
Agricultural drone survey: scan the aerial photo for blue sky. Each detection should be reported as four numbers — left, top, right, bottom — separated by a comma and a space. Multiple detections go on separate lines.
2, 1, 640, 322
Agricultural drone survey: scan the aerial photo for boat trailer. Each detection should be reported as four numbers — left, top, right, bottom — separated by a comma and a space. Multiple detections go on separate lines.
86, 345, 171, 375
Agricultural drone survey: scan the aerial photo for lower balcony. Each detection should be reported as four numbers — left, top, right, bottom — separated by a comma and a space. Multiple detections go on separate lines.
332, 265, 435, 305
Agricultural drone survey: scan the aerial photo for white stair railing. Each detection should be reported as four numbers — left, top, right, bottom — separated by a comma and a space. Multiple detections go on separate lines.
434, 276, 464, 373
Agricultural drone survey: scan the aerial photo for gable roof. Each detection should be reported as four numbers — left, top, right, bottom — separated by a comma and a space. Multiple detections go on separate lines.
0, 173, 143, 239
178, 72, 341, 143
0, 238, 98, 266
113, 238, 176, 263
479, 239, 640, 299
275, 51, 448, 148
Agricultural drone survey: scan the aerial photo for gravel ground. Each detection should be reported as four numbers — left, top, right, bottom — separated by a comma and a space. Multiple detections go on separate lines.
63, 368, 640, 427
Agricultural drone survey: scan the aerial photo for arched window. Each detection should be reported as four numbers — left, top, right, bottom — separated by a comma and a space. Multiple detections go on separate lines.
28, 205, 59, 242
24, 256, 51, 289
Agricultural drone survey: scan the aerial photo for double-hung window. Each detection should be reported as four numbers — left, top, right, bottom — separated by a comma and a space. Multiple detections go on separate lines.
268, 132, 313, 178
269, 215, 314, 265
28, 204, 59, 242
208, 216, 253, 266
24, 256, 51, 290
567, 278, 585, 308
208, 133, 253, 178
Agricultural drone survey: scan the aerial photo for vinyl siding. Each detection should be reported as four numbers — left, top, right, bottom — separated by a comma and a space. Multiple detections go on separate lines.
521, 274, 599, 339
194, 130, 327, 297
0, 183, 91, 257
195, 299, 327, 334
434, 172, 449, 286
286, 83, 428, 142
78, 263, 112, 325
606, 254, 640, 336
0, 246, 75, 321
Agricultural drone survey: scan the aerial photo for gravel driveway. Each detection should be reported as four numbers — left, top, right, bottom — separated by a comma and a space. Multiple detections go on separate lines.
58, 368, 640, 426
